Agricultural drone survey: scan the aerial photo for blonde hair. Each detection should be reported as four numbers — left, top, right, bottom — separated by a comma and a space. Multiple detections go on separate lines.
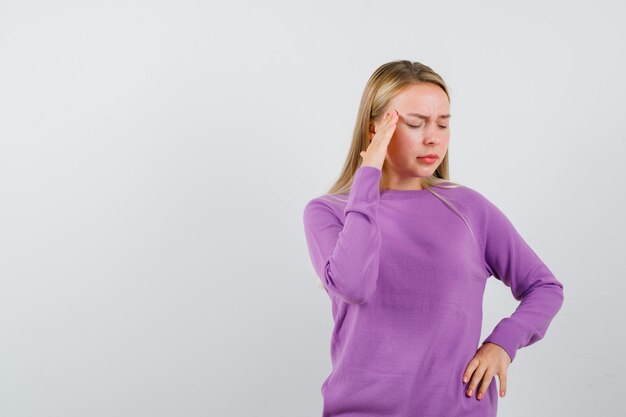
314, 60, 475, 290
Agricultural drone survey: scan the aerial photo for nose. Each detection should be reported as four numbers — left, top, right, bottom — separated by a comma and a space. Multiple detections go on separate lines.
424, 133, 439, 145
423, 124, 440, 144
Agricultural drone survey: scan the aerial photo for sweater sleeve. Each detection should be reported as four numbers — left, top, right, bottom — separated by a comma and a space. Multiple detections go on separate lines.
302, 165, 382, 305
480, 198, 565, 363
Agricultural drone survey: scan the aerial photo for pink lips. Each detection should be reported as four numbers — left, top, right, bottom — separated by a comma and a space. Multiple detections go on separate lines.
417, 156, 438, 164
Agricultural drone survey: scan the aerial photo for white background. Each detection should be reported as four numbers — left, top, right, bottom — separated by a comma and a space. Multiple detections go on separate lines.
1, 1, 624, 416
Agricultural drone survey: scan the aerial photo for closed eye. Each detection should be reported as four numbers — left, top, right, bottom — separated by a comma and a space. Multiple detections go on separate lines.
408, 124, 448, 129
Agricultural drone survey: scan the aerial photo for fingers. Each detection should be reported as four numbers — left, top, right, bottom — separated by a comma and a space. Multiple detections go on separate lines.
372, 109, 399, 143
384, 109, 399, 130
465, 360, 485, 398
476, 369, 496, 401
466, 365, 492, 400
463, 360, 508, 400
362, 109, 399, 166
498, 371, 507, 397
462, 357, 479, 384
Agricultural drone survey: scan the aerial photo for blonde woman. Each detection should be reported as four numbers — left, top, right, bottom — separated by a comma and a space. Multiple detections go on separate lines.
302, 60, 564, 417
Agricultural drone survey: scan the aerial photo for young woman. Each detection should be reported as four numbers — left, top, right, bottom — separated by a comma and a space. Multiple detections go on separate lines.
302, 60, 565, 417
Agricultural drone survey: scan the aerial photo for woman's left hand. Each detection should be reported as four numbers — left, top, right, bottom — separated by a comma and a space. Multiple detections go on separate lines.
462, 342, 511, 400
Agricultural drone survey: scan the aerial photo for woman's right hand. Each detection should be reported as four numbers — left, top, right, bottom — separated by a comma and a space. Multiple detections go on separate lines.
360, 109, 399, 170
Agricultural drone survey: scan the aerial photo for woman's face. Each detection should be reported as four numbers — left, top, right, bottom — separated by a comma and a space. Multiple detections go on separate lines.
371, 83, 451, 188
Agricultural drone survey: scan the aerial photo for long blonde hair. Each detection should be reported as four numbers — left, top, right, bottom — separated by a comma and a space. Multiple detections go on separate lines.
314, 60, 475, 290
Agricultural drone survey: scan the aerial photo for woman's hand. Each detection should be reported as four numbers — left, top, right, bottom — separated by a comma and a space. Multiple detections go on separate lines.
462, 342, 511, 400
359, 108, 399, 170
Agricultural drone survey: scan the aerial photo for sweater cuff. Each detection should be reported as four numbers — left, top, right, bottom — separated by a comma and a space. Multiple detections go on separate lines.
346, 166, 381, 206
482, 318, 522, 363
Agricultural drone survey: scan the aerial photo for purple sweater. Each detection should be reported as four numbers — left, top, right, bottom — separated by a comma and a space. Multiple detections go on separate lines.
302, 165, 564, 417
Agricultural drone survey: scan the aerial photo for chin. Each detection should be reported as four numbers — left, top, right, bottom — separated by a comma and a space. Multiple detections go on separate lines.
413, 160, 439, 174
411, 164, 436, 175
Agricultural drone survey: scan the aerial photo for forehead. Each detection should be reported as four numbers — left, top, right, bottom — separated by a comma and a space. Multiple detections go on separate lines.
390, 83, 450, 115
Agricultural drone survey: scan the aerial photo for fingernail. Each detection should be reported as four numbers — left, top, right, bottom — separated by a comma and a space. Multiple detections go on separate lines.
467, 389, 472, 396
463, 377, 468, 383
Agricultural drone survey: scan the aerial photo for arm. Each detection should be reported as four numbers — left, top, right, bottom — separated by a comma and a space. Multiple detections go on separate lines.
302, 166, 382, 305
480, 199, 565, 363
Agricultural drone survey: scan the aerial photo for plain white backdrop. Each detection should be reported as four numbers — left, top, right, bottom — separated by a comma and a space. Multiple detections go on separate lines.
1, 0, 624, 416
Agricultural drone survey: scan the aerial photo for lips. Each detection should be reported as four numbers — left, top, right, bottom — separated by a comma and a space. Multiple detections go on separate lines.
417, 155, 438, 164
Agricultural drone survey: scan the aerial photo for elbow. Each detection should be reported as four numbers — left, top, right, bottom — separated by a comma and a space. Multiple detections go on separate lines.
519, 277, 565, 302
323, 260, 379, 305
550, 279, 565, 308
547, 280, 565, 310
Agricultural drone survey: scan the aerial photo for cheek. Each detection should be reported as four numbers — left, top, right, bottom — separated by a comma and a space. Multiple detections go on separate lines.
391, 130, 415, 149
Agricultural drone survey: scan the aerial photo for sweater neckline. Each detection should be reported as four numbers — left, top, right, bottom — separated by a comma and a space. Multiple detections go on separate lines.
379, 188, 432, 200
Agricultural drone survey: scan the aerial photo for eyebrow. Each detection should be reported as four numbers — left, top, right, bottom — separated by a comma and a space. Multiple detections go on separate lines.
405, 112, 451, 120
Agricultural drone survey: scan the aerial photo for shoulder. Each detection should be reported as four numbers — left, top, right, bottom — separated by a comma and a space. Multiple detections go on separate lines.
304, 192, 349, 211
433, 182, 493, 209
303, 193, 349, 224
432, 183, 505, 232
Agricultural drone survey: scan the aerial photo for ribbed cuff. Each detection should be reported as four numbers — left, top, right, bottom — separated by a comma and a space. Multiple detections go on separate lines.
482, 318, 522, 363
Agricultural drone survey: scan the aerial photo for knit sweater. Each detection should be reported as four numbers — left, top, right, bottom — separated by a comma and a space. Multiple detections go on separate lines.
302, 165, 564, 417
